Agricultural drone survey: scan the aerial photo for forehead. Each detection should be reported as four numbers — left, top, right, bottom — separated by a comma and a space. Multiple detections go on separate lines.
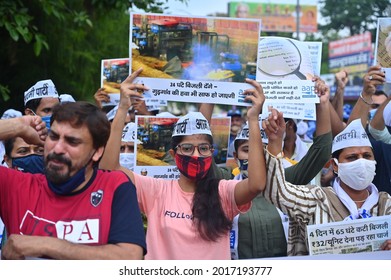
50, 120, 92, 141
180, 134, 210, 143
339, 146, 373, 156
37, 97, 59, 110
11, 137, 42, 153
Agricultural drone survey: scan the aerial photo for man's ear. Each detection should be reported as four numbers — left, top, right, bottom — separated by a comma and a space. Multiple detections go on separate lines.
331, 158, 338, 175
233, 151, 238, 160
25, 108, 34, 116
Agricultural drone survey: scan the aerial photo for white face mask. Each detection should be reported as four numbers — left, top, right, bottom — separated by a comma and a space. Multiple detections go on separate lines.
119, 153, 135, 170
334, 158, 376, 190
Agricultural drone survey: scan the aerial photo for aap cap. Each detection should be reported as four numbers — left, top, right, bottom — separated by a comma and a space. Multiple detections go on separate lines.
296, 120, 308, 136
156, 111, 177, 118
59, 94, 76, 103
122, 122, 142, 144
24, 79, 59, 105
383, 101, 391, 127
1, 109, 22, 120
332, 119, 372, 154
172, 112, 212, 137
234, 117, 268, 148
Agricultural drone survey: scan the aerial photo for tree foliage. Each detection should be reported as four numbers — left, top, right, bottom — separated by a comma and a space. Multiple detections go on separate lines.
319, 0, 391, 36
0, 0, 186, 113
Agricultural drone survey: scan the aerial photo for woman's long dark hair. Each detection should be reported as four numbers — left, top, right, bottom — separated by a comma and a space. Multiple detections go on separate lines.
172, 135, 232, 242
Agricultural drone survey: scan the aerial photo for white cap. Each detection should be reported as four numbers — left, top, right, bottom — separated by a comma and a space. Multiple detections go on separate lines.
122, 122, 142, 144
1, 109, 22, 119
172, 112, 212, 137
59, 94, 76, 103
332, 119, 372, 153
383, 101, 391, 127
234, 118, 268, 147
106, 105, 118, 121
24, 79, 58, 105
156, 112, 177, 118
296, 120, 309, 136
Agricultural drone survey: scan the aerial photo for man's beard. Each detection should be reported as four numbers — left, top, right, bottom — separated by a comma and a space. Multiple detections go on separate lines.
44, 153, 73, 184
231, 125, 241, 135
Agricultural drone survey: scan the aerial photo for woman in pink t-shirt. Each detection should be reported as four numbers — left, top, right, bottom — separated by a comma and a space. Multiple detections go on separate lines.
100, 68, 267, 259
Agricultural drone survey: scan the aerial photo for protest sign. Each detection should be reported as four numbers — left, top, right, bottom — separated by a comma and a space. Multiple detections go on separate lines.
133, 116, 230, 178
307, 215, 391, 255
101, 58, 129, 107
375, 18, 391, 82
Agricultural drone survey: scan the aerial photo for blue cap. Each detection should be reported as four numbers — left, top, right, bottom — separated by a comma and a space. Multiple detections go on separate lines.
227, 109, 241, 117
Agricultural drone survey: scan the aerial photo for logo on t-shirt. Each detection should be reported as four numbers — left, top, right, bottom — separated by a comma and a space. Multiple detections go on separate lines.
20, 210, 100, 243
91, 189, 104, 207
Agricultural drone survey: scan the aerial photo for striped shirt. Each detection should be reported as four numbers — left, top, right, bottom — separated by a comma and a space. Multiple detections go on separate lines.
264, 152, 391, 256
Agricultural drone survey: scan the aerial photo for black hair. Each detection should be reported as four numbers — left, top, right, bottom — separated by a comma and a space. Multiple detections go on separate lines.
234, 139, 247, 153
171, 134, 232, 242
284, 118, 297, 133
25, 98, 42, 113
374, 90, 387, 99
51, 101, 111, 150
3, 138, 16, 157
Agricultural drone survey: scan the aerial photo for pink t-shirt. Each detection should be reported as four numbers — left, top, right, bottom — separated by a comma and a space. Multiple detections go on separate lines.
134, 173, 250, 260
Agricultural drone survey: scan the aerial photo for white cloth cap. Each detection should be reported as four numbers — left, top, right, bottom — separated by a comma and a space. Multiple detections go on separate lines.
24, 79, 58, 105
59, 94, 75, 103
1, 109, 22, 119
332, 119, 372, 153
122, 122, 142, 144
383, 101, 391, 127
296, 120, 308, 136
156, 112, 177, 118
172, 112, 211, 137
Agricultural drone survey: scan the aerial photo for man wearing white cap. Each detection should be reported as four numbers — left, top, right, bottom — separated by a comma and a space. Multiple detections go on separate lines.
119, 122, 142, 170
231, 77, 333, 259
100, 68, 267, 259
24, 79, 60, 130
263, 116, 391, 256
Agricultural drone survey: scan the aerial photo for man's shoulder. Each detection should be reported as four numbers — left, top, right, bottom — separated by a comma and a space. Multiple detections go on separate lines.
95, 169, 134, 186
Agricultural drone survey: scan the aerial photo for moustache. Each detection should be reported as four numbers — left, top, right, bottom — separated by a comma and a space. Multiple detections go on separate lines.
46, 153, 72, 167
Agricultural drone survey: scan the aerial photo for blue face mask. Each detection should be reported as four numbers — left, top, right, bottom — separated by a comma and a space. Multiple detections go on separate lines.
41, 115, 52, 130
236, 158, 248, 179
47, 166, 87, 196
12, 154, 44, 174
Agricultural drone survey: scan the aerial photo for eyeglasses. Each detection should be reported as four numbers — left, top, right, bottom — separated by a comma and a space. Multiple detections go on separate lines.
175, 143, 214, 156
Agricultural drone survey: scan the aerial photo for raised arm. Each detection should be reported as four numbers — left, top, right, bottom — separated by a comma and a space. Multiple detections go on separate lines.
368, 95, 391, 143
284, 77, 332, 184
348, 65, 385, 126
99, 68, 147, 183
234, 79, 266, 205
331, 70, 349, 121
0, 116, 47, 145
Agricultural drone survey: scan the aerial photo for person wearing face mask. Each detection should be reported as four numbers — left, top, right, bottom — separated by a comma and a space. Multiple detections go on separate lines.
263, 113, 391, 256
347, 66, 391, 194
0, 102, 146, 260
119, 122, 142, 170
0, 136, 45, 248
230, 77, 332, 259
100, 68, 267, 260
23, 79, 60, 130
